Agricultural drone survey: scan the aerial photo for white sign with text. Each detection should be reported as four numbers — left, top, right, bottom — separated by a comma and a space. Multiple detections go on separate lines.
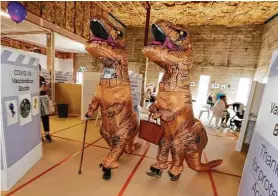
238, 50, 278, 196
1, 64, 39, 97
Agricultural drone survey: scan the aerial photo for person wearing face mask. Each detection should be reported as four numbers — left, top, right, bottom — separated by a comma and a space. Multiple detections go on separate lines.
211, 95, 230, 128
39, 65, 52, 142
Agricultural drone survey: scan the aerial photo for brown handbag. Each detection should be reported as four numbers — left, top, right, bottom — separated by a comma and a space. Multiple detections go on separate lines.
139, 115, 163, 145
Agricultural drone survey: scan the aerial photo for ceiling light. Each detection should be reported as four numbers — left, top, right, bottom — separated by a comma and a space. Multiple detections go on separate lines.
0, 9, 10, 18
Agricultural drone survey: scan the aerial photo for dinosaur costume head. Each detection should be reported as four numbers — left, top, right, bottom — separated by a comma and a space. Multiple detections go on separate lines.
86, 17, 128, 81
86, 16, 125, 55
142, 20, 192, 71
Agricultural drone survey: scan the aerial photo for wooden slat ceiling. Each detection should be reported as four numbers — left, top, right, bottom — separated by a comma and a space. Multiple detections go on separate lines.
96, 1, 278, 27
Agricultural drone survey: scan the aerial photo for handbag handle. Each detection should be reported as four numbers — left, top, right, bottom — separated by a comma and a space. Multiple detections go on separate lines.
148, 113, 159, 124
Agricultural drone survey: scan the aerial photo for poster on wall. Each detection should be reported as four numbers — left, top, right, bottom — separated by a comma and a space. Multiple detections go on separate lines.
4, 100, 18, 126
238, 50, 278, 196
41, 69, 73, 84
19, 94, 32, 126
211, 83, 220, 89
55, 71, 73, 83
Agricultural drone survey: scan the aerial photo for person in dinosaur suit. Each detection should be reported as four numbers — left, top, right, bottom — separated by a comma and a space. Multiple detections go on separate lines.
142, 20, 223, 181
85, 16, 141, 180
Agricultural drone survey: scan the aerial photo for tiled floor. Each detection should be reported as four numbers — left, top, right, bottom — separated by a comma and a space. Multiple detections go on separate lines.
2, 116, 246, 196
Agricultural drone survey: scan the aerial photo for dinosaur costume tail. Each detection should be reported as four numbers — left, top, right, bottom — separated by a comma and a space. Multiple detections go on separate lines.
185, 152, 223, 172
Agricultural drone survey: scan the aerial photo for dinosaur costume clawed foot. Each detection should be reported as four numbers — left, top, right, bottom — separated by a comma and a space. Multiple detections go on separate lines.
99, 164, 111, 180
85, 17, 141, 180
142, 20, 222, 180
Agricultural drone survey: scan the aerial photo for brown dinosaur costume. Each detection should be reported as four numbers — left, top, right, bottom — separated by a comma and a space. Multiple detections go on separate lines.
85, 17, 140, 180
142, 20, 223, 181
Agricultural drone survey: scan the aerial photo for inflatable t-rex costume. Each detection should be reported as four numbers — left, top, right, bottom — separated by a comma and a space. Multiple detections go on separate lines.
142, 20, 223, 181
85, 17, 140, 180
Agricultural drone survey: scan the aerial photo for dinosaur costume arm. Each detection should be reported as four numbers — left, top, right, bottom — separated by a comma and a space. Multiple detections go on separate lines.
152, 109, 178, 121
149, 103, 178, 121
105, 101, 126, 117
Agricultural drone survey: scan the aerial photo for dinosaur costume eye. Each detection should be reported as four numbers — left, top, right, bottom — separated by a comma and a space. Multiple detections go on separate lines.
179, 30, 187, 40
117, 30, 123, 38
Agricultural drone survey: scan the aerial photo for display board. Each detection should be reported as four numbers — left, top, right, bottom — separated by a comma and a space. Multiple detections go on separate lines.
129, 72, 143, 108
0, 48, 42, 191
238, 50, 278, 196
81, 72, 101, 120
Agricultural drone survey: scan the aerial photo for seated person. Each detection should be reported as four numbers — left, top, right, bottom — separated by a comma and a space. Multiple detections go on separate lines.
207, 93, 214, 107
211, 95, 230, 127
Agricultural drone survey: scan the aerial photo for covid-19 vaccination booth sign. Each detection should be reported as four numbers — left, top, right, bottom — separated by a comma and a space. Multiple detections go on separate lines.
0, 48, 42, 191
238, 50, 278, 196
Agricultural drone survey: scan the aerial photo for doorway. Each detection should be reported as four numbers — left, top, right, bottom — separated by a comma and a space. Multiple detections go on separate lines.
196, 75, 211, 106
236, 78, 251, 105
195, 75, 210, 116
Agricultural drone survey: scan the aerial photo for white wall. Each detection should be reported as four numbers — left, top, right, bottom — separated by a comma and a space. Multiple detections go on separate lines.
2, 46, 73, 72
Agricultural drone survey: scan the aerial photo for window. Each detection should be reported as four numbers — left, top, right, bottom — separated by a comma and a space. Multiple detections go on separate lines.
158, 72, 164, 83
196, 75, 210, 106
236, 78, 251, 106
76, 71, 83, 84
76, 66, 87, 84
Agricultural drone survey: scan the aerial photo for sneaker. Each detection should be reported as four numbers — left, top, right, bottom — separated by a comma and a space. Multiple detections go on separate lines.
146, 167, 162, 178
102, 167, 111, 180
45, 134, 52, 142
168, 171, 181, 181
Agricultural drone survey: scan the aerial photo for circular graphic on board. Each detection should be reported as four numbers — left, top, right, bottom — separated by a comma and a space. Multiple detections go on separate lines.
20, 99, 31, 118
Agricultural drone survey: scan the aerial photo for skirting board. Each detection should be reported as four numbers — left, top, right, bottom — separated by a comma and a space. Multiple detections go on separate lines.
1, 142, 42, 191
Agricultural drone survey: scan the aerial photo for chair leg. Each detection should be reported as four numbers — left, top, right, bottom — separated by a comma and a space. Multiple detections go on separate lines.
209, 116, 214, 125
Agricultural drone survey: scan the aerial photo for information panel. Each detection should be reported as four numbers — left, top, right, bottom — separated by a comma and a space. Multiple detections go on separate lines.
0, 48, 42, 190
238, 50, 278, 196
129, 73, 143, 108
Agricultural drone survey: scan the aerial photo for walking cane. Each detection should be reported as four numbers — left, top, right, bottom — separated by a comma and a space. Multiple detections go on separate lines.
78, 116, 89, 174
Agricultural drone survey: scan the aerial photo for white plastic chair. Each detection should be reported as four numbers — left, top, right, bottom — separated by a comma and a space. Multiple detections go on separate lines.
198, 104, 211, 120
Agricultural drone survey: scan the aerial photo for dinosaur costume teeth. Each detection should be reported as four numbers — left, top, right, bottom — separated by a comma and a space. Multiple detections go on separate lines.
85, 17, 141, 179
142, 20, 222, 179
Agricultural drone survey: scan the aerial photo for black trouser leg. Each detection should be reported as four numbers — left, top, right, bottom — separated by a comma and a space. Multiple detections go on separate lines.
41, 115, 50, 133
225, 112, 230, 123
